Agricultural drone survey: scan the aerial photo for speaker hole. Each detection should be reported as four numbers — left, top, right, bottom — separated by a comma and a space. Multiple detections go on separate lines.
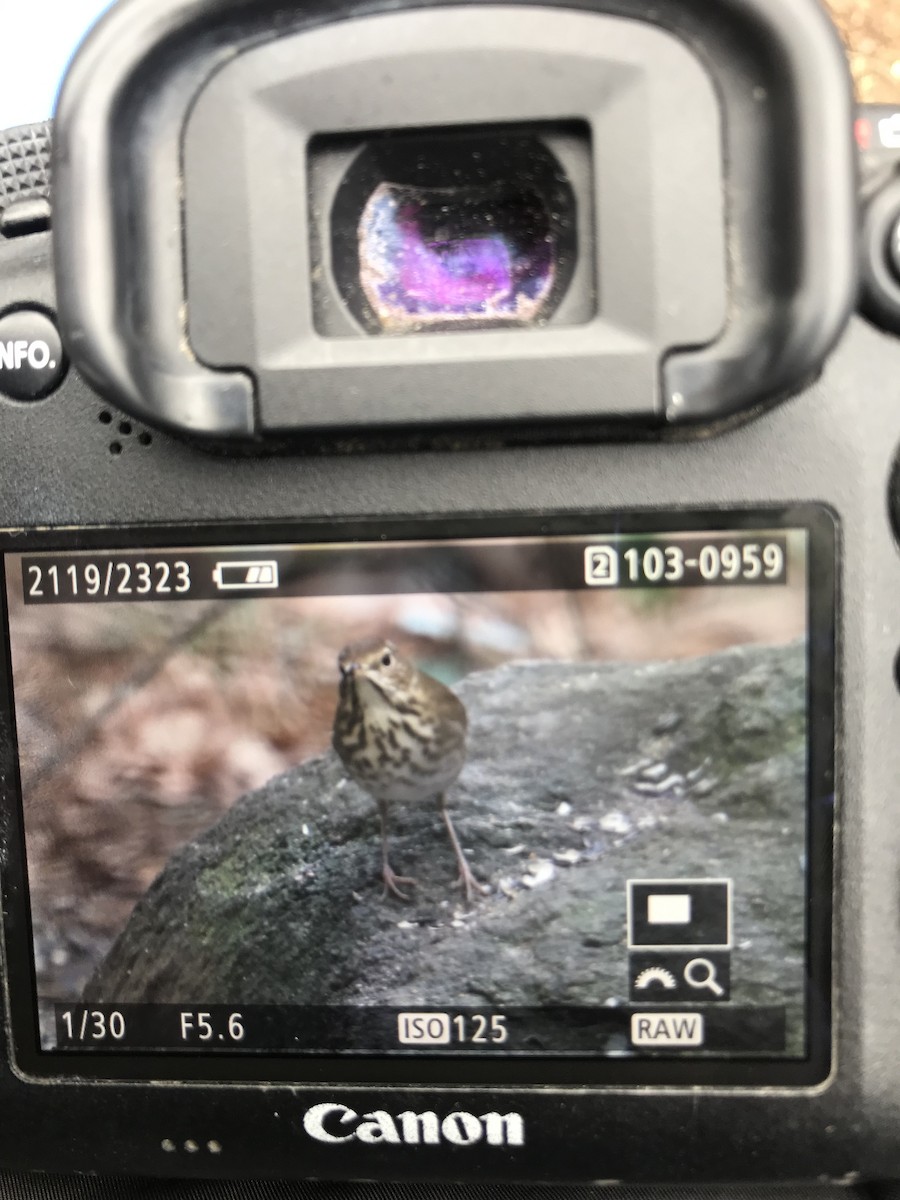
98, 411, 112, 425
118, 420, 132, 436
138, 432, 153, 447
109, 442, 123, 456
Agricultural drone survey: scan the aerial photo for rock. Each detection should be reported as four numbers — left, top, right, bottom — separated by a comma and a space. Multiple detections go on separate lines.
85, 640, 808, 1041
653, 713, 682, 735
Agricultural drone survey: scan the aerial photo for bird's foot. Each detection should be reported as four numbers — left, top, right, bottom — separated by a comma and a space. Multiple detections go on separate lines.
382, 864, 418, 902
453, 862, 489, 905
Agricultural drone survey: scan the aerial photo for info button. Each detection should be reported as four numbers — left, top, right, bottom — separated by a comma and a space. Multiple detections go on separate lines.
627, 879, 732, 949
0, 309, 67, 402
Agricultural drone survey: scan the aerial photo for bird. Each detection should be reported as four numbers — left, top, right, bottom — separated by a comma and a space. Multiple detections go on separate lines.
331, 638, 485, 903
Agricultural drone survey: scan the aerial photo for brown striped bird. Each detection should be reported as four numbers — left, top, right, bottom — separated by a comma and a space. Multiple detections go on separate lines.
332, 639, 485, 902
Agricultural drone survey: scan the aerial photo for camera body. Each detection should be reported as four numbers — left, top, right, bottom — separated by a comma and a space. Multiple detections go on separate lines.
0, 0, 898, 1186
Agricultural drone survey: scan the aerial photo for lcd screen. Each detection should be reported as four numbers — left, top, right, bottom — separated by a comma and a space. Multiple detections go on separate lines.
0, 511, 834, 1085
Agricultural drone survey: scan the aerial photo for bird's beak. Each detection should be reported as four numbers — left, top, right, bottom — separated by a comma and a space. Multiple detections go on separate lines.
340, 662, 357, 679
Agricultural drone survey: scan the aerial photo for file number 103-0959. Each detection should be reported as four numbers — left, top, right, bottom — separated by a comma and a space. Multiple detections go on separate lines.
623, 541, 785, 585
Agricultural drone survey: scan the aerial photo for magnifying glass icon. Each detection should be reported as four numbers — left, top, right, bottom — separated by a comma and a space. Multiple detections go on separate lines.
684, 957, 725, 997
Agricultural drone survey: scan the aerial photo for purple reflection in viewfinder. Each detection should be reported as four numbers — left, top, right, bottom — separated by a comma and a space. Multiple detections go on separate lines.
359, 183, 555, 332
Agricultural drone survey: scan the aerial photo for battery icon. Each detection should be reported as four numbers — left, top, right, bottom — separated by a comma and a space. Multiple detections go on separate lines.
212, 560, 279, 591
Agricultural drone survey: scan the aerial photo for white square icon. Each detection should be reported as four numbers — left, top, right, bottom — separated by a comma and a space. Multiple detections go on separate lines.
627, 879, 733, 949
647, 893, 692, 925
584, 545, 619, 587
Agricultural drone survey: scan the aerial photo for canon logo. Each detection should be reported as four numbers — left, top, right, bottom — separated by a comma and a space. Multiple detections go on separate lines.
303, 1103, 525, 1147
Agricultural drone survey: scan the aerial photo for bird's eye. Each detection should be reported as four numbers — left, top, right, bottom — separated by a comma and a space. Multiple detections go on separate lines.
381, 651, 392, 668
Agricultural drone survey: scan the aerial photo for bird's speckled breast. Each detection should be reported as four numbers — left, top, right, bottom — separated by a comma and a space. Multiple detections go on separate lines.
335, 676, 467, 804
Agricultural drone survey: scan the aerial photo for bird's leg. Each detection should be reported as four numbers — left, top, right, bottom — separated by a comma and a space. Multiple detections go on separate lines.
378, 797, 417, 901
439, 793, 487, 904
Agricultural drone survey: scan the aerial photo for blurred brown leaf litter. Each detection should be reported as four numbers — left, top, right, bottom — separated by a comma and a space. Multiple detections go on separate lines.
827, 0, 900, 103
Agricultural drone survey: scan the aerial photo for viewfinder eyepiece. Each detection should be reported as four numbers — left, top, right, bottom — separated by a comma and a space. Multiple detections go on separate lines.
317, 128, 585, 336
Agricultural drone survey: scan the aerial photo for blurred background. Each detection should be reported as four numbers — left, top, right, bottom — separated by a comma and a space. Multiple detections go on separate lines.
6, 545, 806, 1006
827, 0, 900, 103
0, 2, 112, 131
0, 1, 896, 131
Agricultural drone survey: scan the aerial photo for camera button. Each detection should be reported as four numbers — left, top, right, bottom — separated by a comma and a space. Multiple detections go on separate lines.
0, 309, 66, 401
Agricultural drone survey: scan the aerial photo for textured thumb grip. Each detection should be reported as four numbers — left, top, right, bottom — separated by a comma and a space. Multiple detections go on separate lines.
0, 122, 52, 214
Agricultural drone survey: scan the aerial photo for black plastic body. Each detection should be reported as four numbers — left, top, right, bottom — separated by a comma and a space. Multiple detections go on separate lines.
50, 0, 857, 442
2, 225, 900, 1185
0, 0, 897, 1189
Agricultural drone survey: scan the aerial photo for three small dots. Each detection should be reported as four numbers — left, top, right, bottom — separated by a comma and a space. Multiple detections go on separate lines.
161, 1139, 222, 1155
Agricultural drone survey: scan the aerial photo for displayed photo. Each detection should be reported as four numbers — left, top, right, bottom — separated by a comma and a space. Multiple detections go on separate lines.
4, 529, 811, 1057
